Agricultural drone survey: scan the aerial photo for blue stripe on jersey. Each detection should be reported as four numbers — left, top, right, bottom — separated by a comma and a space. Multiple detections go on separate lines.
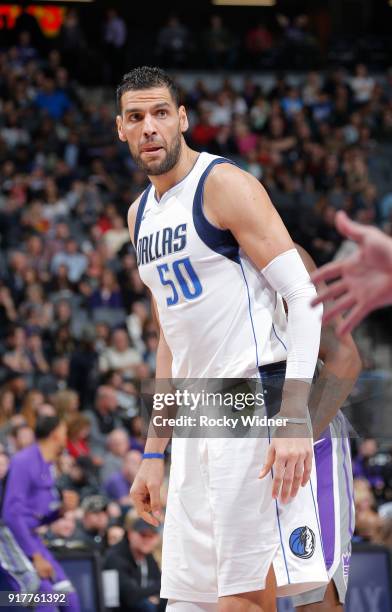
134, 184, 152, 244
272, 323, 287, 352
192, 158, 240, 263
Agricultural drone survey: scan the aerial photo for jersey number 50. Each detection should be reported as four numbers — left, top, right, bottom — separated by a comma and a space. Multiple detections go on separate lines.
157, 257, 202, 306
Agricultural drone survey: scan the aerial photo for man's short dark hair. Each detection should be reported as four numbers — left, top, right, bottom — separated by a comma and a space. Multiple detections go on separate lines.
116, 66, 179, 111
35, 415, 62, 440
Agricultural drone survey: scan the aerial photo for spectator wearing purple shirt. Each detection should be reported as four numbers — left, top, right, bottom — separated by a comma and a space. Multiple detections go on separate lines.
104, 449, 142, 506
2, 416, 80, 611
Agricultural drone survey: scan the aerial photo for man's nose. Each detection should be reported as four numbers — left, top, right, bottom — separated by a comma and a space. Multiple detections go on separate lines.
142, 114, 157, 137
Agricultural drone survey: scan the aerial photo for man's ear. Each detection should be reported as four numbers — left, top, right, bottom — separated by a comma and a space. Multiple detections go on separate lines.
179, 105, 189, 133
116, 115, 127, 142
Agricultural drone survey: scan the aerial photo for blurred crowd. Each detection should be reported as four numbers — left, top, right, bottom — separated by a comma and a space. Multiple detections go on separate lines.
352, 438, 392, 549
1, 10, 392, 609
3, 7, 392, 81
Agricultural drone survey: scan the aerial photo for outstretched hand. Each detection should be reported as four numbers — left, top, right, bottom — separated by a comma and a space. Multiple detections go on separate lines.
311, 211, 392, 336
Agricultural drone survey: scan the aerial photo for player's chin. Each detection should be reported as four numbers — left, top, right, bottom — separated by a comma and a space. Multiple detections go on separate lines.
144, 159, 168, 175
138, 150, 165, 169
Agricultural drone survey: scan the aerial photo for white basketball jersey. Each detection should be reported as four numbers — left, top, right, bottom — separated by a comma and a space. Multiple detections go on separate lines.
134, 152, 288, 378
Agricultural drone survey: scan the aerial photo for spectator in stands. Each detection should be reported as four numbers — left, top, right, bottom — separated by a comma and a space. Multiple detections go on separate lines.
103, 215, 130, 257
20, 389, 45, 429
0, 412, 23, 453
103, 9, 127, 83
99, 328, 142, 376
190, 104, 214, 144
45, 514, 79, 548
90, 269, 124, 310
104, 449, 142, 506
66, 413, 91, 459
2, 370, 28, 410
277, 14, 319, 67
51, 299, 73, 334
38, 356, 70, 396
106, 522, 125, 547
350, 63, 375, 107
51, 238, 87, 283
5, 251, 28, 306
59, 8, 86, 76
143, 326, 159, 374
104, 509, 162, 612
13, 8, 43, 50
202, 15, 236, 69
26, 332, 50, 377
11, 423, 35, 452
73, 494, 109, 553
34, 76, 72, 121
249, 96, 270, 132
52, 389, 79, 418
281, 86, 304, 119
104, 10, 127, 53
68, 328, 99, 408
129, 416, 146, 454
52, 325, 76, 359
85, 386, 124, 457
101, 428, 130, 482
209, 90, 233, 127
0, 389, 16, 432
2, 326, 32, 376
245, 23, 274, 67
355, 508, 383, 543
156, 15, 191, 68
57, 455, 100, 503
353, 438, 385, 492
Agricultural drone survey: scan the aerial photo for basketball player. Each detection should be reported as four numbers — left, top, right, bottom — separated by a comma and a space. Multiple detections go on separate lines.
289, 246, 361, 612
311, 210, 392, 335
116, 66, 328, 612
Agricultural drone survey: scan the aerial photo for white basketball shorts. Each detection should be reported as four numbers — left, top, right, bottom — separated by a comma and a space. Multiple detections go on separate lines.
160, 435, 329, 603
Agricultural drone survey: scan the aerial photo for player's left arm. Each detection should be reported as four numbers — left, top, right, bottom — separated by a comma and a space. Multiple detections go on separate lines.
205, 163, 321, 398
296, 245, 362, 441
204, 165, 322, 502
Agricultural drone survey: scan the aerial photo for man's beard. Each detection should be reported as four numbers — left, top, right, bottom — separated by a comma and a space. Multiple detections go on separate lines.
133, 131, 182, 176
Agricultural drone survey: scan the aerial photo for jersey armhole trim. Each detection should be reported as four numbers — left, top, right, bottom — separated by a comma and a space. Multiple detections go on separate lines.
192, 157, 240, 264
134, 184, 152, 244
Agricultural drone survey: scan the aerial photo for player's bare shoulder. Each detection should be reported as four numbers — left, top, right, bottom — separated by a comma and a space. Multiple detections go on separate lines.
203, 160, 273, 230
207, 161, 262, 193
127, 195, 142, 247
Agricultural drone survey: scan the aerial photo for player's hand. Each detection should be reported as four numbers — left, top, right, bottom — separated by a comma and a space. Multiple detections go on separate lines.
311, 211, 392, 335
129, 458, 165, 527
259, 429, 312, 504
32, 553, 55, 580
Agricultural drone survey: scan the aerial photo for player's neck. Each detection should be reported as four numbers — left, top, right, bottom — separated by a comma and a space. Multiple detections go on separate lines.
149, 144, 199, 201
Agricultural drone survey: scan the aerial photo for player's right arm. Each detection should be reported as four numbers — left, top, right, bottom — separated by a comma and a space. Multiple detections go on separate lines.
127, 199, 173, 526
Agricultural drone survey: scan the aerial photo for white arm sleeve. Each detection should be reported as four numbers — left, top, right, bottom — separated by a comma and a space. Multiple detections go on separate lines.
262, 248, 323, 380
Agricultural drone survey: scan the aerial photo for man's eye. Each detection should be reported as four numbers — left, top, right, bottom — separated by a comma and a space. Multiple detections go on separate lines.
157, 110, 167, 118
129, 114, 141, 122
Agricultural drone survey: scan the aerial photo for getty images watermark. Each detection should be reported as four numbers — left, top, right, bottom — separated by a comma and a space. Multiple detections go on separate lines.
138, 378, 302, 438
152, 388, 288, 430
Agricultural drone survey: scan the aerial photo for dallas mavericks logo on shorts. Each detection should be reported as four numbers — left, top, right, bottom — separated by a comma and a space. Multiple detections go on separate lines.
289, 526, 315, 559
